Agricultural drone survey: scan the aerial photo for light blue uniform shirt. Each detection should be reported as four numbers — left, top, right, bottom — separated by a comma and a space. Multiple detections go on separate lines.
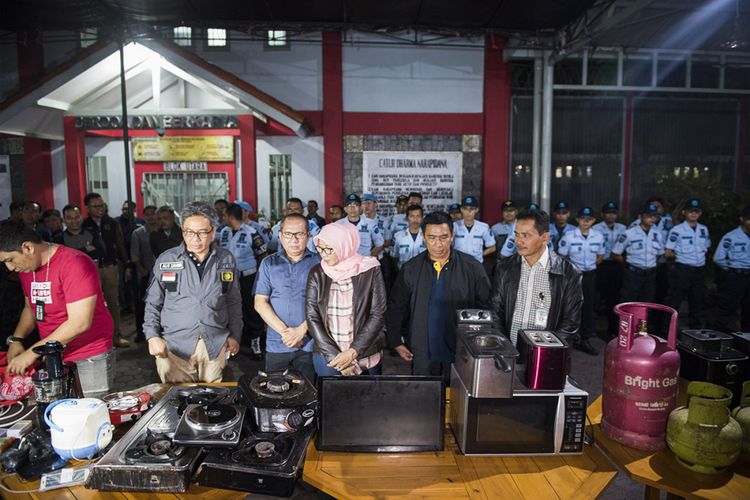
665, 221, 711, 267
500, 234, 554, 257
629, 215, 672, 263
386, 213, 408, 242
612, 225, 664, 269
452, 219, 495, 263
549, 223, 577, 251
491, 221, 515, 250
392, 228, 426, 268
713, 226, 750, 270
592, 221, 627, 260
218, 224, 266, 274
269, 219, 320, 253
248, 220, 270, 245
336, 216, 384, 256
557, 228, 605, 272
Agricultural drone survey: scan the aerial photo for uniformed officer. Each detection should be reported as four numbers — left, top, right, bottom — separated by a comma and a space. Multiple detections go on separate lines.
362, 193, 388, 254
712, 206, 750, 333
336, 194, 385, 256
491, 200, 518, 251
234, 200, 269, 245
550, 201, 577, 252
219, 203, 268, 356
663, 198, 711, 329
269, 197, 319, 253
629, 196, 673, 303
392, 205, 426, 268
612, 203, 664, 304
386, 195, 410, 249
558, 207, 604, 355
593, 201, 626, 338
448, 203, 462, 222
144, 202, 242, 383
452, 196, 496, 264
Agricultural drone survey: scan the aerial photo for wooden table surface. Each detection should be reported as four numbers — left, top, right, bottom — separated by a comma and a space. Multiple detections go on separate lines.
588, 394, 750, 500
2, 384, 617, 499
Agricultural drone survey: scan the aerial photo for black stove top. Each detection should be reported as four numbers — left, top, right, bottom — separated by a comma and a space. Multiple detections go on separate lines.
239, 369, 317, 409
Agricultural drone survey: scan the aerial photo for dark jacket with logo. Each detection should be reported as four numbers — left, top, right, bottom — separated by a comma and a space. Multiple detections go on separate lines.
490, 250, 582, 343
82, 215, 127, 266
385, 250, 491, 358
143, 244, 242, 360
305, 265, 386, 360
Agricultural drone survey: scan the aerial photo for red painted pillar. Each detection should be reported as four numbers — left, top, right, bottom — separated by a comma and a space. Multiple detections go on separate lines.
238, 115, 258, 209
621, 94, 634, 216
17, 31, 55, 209
63, 116, 87, 207
322, 31, 344, 219
482, 35, 511, 226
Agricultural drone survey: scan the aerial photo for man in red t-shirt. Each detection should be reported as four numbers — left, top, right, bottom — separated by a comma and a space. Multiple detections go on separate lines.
0, 221, 114, 397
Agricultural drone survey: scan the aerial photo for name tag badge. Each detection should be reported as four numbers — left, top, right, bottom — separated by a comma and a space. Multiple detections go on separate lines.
221, 271, 234, 282
35, 300, 45, 322
30, 281, 52, 305
159, 261, 184, 270
534, 308, 549, 327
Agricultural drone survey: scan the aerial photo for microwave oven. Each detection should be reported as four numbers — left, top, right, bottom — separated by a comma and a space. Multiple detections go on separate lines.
450, 366, 588, 456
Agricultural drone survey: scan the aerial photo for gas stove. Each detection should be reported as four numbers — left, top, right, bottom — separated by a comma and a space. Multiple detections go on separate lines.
238, 369, 317, 433
173, 403, 246, 447
193, 424, 315, 497
86, 385, 235, 492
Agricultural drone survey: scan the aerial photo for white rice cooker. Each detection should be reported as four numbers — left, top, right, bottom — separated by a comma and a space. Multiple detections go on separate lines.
44, 398, 113, 460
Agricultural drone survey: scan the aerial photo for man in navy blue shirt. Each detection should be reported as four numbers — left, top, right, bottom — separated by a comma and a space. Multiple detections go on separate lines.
254, 213, 321, 383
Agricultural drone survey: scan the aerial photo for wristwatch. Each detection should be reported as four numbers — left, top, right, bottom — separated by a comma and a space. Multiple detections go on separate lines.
5, 336, 23, 346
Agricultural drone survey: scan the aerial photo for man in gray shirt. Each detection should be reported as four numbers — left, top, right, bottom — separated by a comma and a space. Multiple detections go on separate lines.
143, 202, 242, 383
131, 205, 158, 341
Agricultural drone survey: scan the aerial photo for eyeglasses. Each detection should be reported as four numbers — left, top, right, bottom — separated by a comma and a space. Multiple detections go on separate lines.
315, 246, 335, 255
281, 231, 308, 241
183, 229, 213, 240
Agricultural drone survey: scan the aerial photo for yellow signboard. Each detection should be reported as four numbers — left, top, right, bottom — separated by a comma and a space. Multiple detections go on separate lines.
133, 136, 234, 162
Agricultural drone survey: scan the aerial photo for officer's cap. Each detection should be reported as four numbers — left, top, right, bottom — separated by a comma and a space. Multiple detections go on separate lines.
362, 193, 379, 203
461, 196, 479, 208
578, 207, 595, 219
344, 194, 362, 206
601, 201, 618, 213
448, 203, 461, 213
502, 200, 517, 211
642, 203, 660, 215
528, 202, 540, 211
553, 201, 569, 212
234, 200, 253, 212
396, 194, 408, 202
685, 198, 702, 211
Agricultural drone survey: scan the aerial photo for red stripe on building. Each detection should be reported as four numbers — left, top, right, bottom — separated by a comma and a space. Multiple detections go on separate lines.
322, 32, 344, 216
481, 35, 511, 225
63, 116, 87, 207
238, 115, 258, 208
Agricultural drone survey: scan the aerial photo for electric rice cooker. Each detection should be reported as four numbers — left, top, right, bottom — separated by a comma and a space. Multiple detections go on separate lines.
44, 398, 113, 460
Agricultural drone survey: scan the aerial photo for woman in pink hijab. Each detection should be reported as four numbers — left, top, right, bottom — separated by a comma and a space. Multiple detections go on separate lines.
306, 221, 386, 376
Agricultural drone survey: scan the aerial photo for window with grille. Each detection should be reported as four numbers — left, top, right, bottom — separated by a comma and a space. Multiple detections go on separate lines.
86, 156, 109, 201
142, 172, 229, 212
173, 26, 193, 47
269, 154, 292, 223
265, 30, 290, 50
206, 28, 228, 49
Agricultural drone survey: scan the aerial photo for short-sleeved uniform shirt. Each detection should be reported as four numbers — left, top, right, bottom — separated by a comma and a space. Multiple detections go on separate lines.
557, 229, 605, 272
452, 219, 495, 263
612, 225, 664, 269
592, 221, 627, 260
713, 226, 750, 270
665, 221, 711, 267
19, 245, 113, 363
336, 216, 385, 256
392, 229, 427, 268
253, 249, 321, 353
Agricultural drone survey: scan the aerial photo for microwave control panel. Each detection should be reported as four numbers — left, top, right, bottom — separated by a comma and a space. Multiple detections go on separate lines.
560, 395, 587, 453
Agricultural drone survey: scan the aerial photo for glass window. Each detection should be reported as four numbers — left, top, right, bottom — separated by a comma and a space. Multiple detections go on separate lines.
80, 28, 97, 48
269, 154, 292, 223
85, 156, 108, 201
173, 27, 192, 47
142, 172, 229, 210
266, 30, 289, 49
206, 28, 228, 48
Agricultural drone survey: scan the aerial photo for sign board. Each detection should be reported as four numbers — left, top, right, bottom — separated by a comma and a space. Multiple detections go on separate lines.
0, 155, 10, 220
362, 151, 463, 216
133, 136, 234, 162
163, 161, 208, 172
75, 115, 238, 130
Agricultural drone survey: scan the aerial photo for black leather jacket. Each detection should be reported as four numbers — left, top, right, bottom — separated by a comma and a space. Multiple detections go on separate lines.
305, 265, 386, 360
490, 250, 582, 343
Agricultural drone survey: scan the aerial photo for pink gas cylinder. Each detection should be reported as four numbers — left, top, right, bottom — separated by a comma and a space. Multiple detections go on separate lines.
601, 302, 681, 450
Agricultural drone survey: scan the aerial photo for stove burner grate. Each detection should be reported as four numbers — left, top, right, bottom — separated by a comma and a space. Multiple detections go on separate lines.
249, 370, 307, 399
123, 431, 187, 464
231, 434, 293, 467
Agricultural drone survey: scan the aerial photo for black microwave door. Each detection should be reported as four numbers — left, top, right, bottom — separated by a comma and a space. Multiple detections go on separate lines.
466, 396, 558, 454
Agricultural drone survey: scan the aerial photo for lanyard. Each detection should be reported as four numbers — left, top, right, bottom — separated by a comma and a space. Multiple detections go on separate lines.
32, 243, 52, 286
